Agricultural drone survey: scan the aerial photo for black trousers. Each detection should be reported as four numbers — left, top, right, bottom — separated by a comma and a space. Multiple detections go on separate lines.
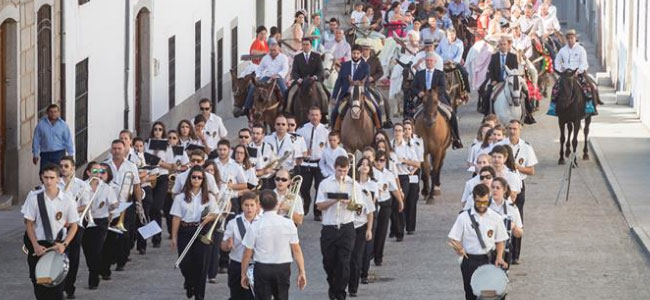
136, 186, 154, 251
82, 218, 108, 288
123, 203, 136, 266
151, 175, 168, 245
460, 254, 490, 300
321, 223, 355, 300
348, 224, 368, 294
512, 181, 526, 260
64, 226, 84, 296
373, 200, 392, 265
207, 229, 224, 279
164, 192, 173, 235
390, 175, 409, 239
405, 175, 420, 232
177, 225, 211, 300
228, 260, 254, 300
253, 262, 291, 300
24, 236, 64, 300
360, 216, 374, 279
299, 165, 324, 217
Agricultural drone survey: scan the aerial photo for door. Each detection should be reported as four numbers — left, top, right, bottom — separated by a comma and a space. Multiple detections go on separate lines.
0, 22, 6, 194
134, 9, 151, 136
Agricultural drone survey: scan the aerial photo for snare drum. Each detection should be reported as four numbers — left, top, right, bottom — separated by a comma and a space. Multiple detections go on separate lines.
470, 264, 509, 299
35, 251, 70, 287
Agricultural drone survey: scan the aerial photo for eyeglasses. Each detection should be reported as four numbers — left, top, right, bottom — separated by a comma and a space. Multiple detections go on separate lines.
200, 107, 211, 111
480, 175, 493, 180
191, 175, 204, 180
475, 200, 490, 206
275, 177, 289, 182
153, 127, 163, 132
91, 168, 106, 174
191, 159, 203, 164
239, 135, 250, 139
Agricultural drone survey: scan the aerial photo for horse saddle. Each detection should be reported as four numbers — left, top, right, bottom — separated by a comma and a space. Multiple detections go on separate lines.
489, 82, 506, 104
336, 95, 381, 130
413, 102, 454, 122
286, 80, 330, 114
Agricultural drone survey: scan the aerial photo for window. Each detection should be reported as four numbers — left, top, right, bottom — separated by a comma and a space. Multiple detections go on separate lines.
78, 0, 90, 5
217, 37, 223, 101
74, 59, 89, 166
637, 0, 641, 48
195, 21, 201, 91
37, 5, 52, 118
231, 26, 238, 70
646, 2, 649, 60
277, 0, 282, 30
168, 36, 176, 109
623, 0, 626, 25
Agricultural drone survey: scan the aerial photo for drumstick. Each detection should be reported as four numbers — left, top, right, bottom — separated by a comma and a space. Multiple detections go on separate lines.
447, 241, 469, 259
31, 245, 59, 257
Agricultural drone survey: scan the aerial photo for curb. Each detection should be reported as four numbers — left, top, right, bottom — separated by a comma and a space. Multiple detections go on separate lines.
589, 138, 650, 259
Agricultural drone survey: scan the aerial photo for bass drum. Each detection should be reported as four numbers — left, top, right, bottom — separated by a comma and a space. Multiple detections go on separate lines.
35, 251, 70, 287
470, 264, 508, 299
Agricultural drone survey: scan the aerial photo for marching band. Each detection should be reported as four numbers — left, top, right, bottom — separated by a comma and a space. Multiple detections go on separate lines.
19, 1, 562, 299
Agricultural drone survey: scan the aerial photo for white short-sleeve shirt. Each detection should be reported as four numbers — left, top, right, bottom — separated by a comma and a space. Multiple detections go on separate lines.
241, 211, 299, 264
448, 208, 508, 255
222, 214, 259, 262
170, 191, 217, 223
21, 189, 79, 241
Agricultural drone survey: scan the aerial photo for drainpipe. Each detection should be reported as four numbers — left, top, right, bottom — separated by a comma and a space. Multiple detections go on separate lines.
211, 0, 217, 110
60, 0, 66, 117
123, 0, 131, 129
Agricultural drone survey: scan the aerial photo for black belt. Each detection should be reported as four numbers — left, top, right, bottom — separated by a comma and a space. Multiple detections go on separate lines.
465, 254, 489, 260
323, 222, 354, 229
180, 221, 200, 227
304, 159, 320, 163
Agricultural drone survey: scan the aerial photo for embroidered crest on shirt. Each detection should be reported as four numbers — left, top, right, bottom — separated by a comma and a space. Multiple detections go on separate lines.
55, 211, 63, 221
518, 158, 524, 165
99, 201, 105, 209
487, 229, 494, 238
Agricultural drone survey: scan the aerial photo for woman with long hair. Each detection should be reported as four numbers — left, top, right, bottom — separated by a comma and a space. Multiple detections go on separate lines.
232, 144, 259, 191
177, 120, 200, 148
371, 151, 403, 267
390, 123, 420, 239
170, 166, 218, 299
201, 159, 224, 284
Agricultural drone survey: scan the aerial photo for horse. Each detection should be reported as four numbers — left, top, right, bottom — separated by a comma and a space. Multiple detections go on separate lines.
230, 68, 256, 114
492, 66, 526, 125
394, 57, 416, 117
450, 15, 476, 59
289, 79, 329, 126
340, 80, 376, 153
322, 51, 339, 97
555, 69, 591, 165
250, 79, 282, 131
443, 61, 467, 112
530, 38, 556, 98
415, 89, 452, 203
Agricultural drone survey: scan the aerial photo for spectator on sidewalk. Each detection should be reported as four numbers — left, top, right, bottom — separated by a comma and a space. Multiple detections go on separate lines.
32, 104, 75, 173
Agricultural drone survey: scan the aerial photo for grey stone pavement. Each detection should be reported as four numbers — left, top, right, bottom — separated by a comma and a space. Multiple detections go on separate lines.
3, 7, 650, 300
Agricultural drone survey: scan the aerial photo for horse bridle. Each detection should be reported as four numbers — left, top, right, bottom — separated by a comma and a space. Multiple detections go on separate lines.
253, 81, 281, 114
505, 72, 523, 106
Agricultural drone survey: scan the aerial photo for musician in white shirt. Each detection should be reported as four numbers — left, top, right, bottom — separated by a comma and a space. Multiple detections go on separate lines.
22, 164, 79, 299
511, 23, 532, 59
264, 115, 303, 171
193, 98, 228, 141
519, 4, 544, 37
274, 168, 304, 225
297, 107, 330, 219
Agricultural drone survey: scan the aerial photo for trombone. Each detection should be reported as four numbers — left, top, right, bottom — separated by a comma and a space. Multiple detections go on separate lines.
280, 175, 303, 221
200, 188, 234, 245
109, 171, 135, 233
174, 207, 211, 269
346, 154, 363, 214
78, 177, 102, 229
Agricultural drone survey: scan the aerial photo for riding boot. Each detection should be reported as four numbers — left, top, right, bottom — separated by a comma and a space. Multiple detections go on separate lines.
523, 92, 537, 125
450, 114, 463, 149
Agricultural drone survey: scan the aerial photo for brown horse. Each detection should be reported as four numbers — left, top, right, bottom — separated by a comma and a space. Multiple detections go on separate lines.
450, 15, 475, 59
443, 61, 467, 112
230, 69, 255, 113
340, 81, 376, 153
415, 89, 452, 204
251, 79, 282, 131
289, 80, 328, 126
556, 69, 591, 165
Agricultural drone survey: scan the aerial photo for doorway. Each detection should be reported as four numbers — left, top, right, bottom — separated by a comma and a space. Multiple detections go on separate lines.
135, 9, 151, 136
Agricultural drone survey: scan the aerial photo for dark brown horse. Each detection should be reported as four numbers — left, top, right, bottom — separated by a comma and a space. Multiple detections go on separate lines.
556, 69, 591, 165
450, 15, 475, 59
289, 80, 328, 126
340, 80, 376, 153
251, 79, 282, 131
230, 69, 255, 113
415, 90, 452, 203
443, 61, 467, 112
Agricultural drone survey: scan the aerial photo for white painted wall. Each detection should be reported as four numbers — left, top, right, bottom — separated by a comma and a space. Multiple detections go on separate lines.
64, 0, 126, 160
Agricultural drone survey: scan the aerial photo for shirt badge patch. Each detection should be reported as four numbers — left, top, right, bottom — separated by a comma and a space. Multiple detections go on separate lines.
55, 211, 63, 221
487, 229, 494, 238
518, 158, 524, 165
99, 201, 105, 209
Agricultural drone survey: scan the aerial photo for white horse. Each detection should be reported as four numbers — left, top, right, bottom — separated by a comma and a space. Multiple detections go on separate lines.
493, 66, 527, 125
322, 51, 338, 95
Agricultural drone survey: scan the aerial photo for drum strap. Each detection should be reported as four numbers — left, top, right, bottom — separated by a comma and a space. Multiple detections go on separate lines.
37, 192, 54, 243
467, 210, 487, 251
236, 216, 247, 238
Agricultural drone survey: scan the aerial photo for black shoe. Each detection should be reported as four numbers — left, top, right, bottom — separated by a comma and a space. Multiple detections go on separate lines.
138, 249, 146, 255
375, 261, 382, 267
407, 231, 414, 235
512, 259, 520, 265
328, 290, 336, 300
66, 293, 76, 299
101, 275, 111, 281
218, 267, 228, 274
396, 236, 404, 242
524, 115, 537, 125
349, 291, 358, 297
152, 243, 161, 248
208, 278, 217, 284
186, 287, 195, 299
115, 265, 125, 272
452, 139, 464, 150
314, 215, 322, 222
89, 285, 98, 290
389, 233, 395, 238
361, 277, 369, 284
382, 120, 394, 129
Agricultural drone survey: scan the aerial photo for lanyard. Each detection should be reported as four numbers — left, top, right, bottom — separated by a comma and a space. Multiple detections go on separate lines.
275, 135, 286, 155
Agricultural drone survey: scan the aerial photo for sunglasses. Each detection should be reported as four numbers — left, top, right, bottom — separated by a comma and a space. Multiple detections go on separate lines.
475, 200, 490, 206
378, 158, 386, 162
191, 159, 203, 164
275, 177, 289, 182
191, 175, 204, 180
480, 175, 493, 180
91, 168, 106, 174
153, 127, 163, 132
200, 107, 211, 111
239, 135, 250, 139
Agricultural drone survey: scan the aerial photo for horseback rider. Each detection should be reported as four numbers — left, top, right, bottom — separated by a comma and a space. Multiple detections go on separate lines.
511, 23, 532, 59
547, 29, 598, 116
412, 39, 443, 72
447, 0, 471, 19
479, 37, 518, 115
411, 53, 464, 149
519, 4, 544, 38
234, 38, 289, 118
436, 28, 471, 99
288, 37, 328, 118
330, 44, 380, 128
360, 42, 391, 128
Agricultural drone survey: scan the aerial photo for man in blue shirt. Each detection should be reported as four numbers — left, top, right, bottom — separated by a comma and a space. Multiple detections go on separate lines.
32, 104, 75, 172
436, 29, 471, 96
447, 0, 471, 19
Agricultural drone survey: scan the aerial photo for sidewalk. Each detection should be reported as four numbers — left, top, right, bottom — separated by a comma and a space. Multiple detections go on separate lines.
580, 35, 650, 257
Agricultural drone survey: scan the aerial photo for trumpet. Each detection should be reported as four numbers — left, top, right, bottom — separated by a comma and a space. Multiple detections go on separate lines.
200, 188, 234, 245
109, 171, 135, 233
78, 177, 102, 229
281, 175, 303, 220
346, 154, 363, 215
